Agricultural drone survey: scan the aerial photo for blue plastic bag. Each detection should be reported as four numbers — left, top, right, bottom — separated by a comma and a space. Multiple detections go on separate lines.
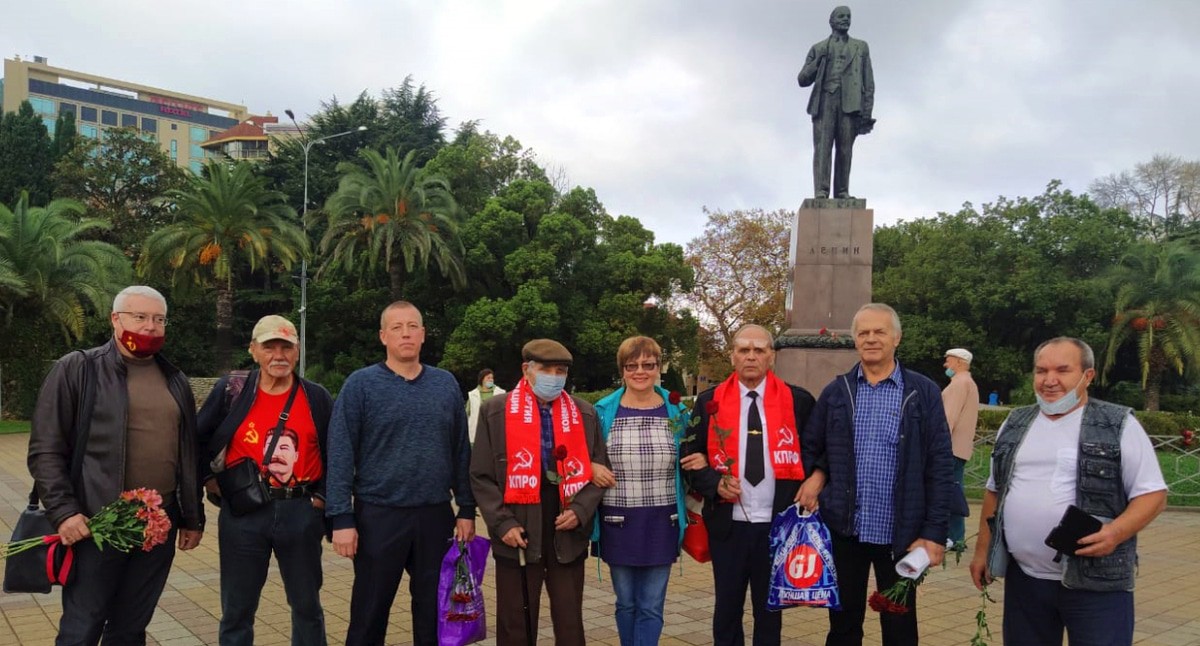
767, 506, 841, 611
437, 536, 490, 646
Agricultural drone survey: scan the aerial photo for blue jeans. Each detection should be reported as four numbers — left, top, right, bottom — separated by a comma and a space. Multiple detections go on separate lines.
950, 457, 967, 544
218, 497, 327, 646
609, 563, 672, 646
1003, 559, 1134, 646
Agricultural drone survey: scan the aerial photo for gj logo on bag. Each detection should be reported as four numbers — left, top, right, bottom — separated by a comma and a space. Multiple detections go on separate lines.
767, 506, 841, 611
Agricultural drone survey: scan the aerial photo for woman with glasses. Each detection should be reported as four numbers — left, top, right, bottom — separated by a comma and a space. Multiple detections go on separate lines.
591, 336, 687, 645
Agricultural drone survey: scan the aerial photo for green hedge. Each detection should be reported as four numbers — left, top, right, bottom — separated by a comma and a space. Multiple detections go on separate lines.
975, 407, 1197, 436
573, 389, 616, 405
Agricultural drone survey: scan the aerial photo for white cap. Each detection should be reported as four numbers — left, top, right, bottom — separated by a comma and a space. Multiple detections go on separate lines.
945, 348, 972, 363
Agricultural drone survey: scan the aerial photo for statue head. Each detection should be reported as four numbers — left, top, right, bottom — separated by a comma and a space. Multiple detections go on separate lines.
829, 6, 852, 33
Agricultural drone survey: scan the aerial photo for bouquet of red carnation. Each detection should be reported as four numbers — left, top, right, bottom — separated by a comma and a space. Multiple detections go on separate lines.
438, 536, 489, 645
445, 540, 482, 622
1, 488, 171, 559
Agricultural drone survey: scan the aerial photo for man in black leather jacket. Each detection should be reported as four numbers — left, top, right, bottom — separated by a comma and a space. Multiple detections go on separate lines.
28, 285, 204, 645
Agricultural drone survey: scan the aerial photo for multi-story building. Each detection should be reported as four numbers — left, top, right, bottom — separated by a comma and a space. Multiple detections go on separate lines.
1, 56, 250, 173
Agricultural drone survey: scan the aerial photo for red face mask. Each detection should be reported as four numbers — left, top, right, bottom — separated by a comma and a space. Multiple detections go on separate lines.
119, 330, 165, 358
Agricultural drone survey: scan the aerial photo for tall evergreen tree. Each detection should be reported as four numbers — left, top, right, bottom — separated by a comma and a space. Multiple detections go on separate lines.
51, 110, 77, 162
0, 101, 54, 204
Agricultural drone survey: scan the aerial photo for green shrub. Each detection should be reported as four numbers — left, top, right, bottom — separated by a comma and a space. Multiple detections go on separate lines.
1134, 411, 1183, 436
977, 409, 1010, 430
573, 389, 615, 405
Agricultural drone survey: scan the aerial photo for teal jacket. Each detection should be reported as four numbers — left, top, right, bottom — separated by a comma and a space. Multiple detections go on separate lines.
590, 385, 689, 551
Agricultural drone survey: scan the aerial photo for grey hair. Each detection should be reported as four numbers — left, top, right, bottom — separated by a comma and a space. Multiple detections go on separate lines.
851, 303, 901, 336
113, 286, 167, 313
1034, 337, 1095, 371
733, 324, 775, 347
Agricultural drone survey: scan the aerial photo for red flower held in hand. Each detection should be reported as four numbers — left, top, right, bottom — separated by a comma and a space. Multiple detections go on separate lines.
553, 444, 569, 461
704, 400, 720, 415
669, 391, 682, 405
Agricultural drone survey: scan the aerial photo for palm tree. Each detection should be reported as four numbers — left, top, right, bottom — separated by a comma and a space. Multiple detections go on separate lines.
138, 161, 307, 372
319, 147, 465, 299
1103, 240, 1200, 410
0, 192, 129, 340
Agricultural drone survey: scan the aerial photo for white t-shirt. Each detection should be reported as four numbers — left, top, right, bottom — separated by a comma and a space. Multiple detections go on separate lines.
985, 407, 1166, 580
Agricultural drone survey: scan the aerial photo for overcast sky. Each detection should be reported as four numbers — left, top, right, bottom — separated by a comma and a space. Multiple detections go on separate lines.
10, 0, 1200, 245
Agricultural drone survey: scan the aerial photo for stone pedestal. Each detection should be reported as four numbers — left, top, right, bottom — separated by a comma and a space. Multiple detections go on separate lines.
775, 199, 873, 395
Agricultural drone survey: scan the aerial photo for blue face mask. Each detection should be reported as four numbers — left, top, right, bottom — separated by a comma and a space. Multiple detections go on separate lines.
531, 371, 567, 401
1036, 374, 1087, 416
945, 368, 956, 378
483, 380, 494, 389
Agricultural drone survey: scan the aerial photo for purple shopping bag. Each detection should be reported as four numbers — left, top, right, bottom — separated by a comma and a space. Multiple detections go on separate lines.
437, 535, 490, 646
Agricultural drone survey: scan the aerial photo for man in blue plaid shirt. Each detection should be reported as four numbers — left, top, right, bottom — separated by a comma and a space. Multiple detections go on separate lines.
798, 303, 958, 646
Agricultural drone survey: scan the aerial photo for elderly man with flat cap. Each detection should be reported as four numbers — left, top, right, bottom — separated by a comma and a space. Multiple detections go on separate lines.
470, 339, 610, 646
196, 314, 334, 646
942, 347, 979, 547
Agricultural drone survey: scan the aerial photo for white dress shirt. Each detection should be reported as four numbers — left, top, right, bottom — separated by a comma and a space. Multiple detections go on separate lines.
735, 380, 775, 523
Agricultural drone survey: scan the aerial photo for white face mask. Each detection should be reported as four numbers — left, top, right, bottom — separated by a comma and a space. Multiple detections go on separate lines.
1036, 373, 1088, 416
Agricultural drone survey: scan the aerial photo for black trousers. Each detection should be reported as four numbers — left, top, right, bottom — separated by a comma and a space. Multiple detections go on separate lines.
825, 533, 917, 646
345, 501, 454, 646
709, 521, 778, 646
56, 503, 181, 646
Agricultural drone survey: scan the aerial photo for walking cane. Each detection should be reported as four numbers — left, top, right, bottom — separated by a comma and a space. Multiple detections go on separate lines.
517, 530, 534, 646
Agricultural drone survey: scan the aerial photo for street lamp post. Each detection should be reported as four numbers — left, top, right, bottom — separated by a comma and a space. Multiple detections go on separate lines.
284, 109, 366, 378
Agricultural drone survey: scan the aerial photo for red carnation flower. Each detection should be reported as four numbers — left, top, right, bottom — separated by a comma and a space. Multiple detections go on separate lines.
669, 391, 682, 405
819, 326, 828, 335
553, 445, 569, 461
705, 400, 720, 415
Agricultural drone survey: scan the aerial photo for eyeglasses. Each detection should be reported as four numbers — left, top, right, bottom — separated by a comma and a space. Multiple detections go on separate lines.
622, 361, 659, 373
117, 312, 168, 327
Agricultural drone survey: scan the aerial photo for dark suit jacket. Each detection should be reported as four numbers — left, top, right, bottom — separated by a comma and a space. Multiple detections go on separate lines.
797, 35, 875, 119
683, 376, 816, 540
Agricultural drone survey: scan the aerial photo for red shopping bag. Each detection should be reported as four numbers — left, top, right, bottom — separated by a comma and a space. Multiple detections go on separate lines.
681, 492, 710, 563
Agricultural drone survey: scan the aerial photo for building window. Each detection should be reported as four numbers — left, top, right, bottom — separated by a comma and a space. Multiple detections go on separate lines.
171, 123, 178, 131
101, 110, 118, 126
189, 126, 207, 142
122, 114, 138, 128
190, 143, 205, 159
189, 159, 204, 174
29, 97, 55, 115
142, 117, 157, 133
170, 140, 178, 152
58, 102, 76, 115
80, 106, 97, 122
43, 117, 56, 136
80, 124, 99, 139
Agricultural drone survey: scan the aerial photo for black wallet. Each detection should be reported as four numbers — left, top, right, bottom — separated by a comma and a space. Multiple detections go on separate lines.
1044, 505, 1103, 555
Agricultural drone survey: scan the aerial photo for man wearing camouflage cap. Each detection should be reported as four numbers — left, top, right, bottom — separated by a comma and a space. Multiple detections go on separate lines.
471, 339, 610, 646
196, 314, 334, 646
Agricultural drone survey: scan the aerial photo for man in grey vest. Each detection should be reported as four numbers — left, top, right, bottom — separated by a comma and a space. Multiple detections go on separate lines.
969, 337, 1166, 646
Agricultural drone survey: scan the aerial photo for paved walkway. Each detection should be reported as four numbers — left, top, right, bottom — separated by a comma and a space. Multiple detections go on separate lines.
2, 432, 1199, 645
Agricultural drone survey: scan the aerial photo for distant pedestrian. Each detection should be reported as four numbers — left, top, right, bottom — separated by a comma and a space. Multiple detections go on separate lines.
466, 368, 505, 443
942, 347, 979, 547
988, 390, 1000, 406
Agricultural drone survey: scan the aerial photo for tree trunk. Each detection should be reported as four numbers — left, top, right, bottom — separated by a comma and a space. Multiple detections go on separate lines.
1143, 345, 1167, 412
214, 285, 234, 374
388, 261, 405, 302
